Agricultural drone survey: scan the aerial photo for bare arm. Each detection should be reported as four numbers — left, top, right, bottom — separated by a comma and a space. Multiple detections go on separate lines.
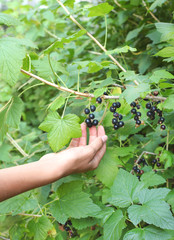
0, 123, 107, 202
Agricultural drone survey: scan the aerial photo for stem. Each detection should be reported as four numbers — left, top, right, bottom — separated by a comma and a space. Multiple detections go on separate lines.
104, 15, 107, 49
61, 97, 69, 118
166, 130, 169, 151
142, 0, 160, 22
18, 83, 44, 97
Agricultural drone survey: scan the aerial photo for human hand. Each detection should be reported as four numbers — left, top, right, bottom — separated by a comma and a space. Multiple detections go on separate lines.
40, 123, 107, 180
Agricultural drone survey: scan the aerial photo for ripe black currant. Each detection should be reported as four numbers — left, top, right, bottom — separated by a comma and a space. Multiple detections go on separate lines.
134, 116, 139, 121
146, 103, 151, 109
112, 118, 118, 124
87, 122, 92, 128
136, 104, 141, 109
93, 119, 98, 126
85, 118, 91, 124
147, 111, 153, 117
113, 112, 119, 118
152, 159, 157, 164
96, 97, 102, 104
158, 117, 165, 123
156, 162, 161, 167
137, 159, 142, 164
89, 113, 95, 119
151, 106, 156, 112
90, 105, 96, 112
136, 112, 141, 117
118, 121, 124, 127
116, 102, 121, 108
114, 124, 119, 130
112, 102, 117, 108
84, 108, 90, 114
136, 168, 141, 174
136, 120, 141, 125
110, 106, 115, 112
103, 92, 108, 95
64, 226, 70, 231
130, 102, 136, 107
118, 114, 123, 120
131, 108, 137, 114
133, 166, 137, 171
161, 124, 166, 130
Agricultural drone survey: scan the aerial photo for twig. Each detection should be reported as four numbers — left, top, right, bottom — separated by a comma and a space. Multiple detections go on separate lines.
6, 133, 29, 158
55, 0, 140, 87
0, 236, 10, 240
142, 0, 160, 22
143, 95, 166, 101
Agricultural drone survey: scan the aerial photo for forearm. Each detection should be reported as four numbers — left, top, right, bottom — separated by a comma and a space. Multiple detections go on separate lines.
0, 159, 63, 202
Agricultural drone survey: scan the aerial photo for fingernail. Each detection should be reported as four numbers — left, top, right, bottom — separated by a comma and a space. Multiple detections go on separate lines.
101, 135, 108, 142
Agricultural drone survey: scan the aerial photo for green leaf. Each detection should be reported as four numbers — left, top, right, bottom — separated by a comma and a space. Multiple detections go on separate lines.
0, 38, 26, 86
48, 96, 65, 111
0, 13, 20, 26
123, 226, 171, 240
160, 150, 174, 169
138, 188, 170, 204
150, 70, 174, 83
163, 95, 174, 110
88, 3, 114, 17
140, 171, 166, 187
49, 181, 100, 224
9, 224, 27, 240
155, 47, 174, 58
155, 22, 174, 41
105, 46, 137, 55
28, 216, 53, 240
108, 169, 144, 208
166, 189, 174, 213
71, 217, 97, 230
150, 0, 167, 10
128, 200, 174, 229
104, 210, 126, 240
126, 25, 144, 41
64, 0, 75, 8
39, 112, 81, 152
95, 149, 119, 187
93, 88, 107, 98
0, 192, 38, 215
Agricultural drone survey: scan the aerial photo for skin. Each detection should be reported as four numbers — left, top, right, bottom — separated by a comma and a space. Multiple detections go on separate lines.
0, 123, 107, 202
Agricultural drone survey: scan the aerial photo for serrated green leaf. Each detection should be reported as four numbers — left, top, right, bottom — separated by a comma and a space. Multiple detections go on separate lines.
105, 46, 137, 55
155, 22, 174, 41
160, 150, 174, 169
126, 25, 144, 41
166, 189, 174, 213
123, 226, 171, 240
128, 200, 174, 229
93, 88, 107, 98
48, 96, 65, 111
0, 192, 38, 215
88, 3, 114, 17
95, 149, 119, 187
108, 169, 144, 208
0, 38, 26, 86
163, 95, 174, 110
49, 181, 100, 224
140, 171, 166, 187
150, 70, 174, 83
39, 112, 81, 152
28, 216, 53, 240
104, 210, 126, 240
9, 224, 27, 240
155, 47, 174, 58
0, 13, 20, 26
138, 188, 170, 204
64, 0, 75, 8
150, 0, 167, 10
71, 217, 97, 230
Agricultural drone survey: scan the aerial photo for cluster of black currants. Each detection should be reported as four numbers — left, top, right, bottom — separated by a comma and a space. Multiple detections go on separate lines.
152, 158, 161, 167
146, 102, 166, 130
130, 101, 142, 126
110, 101, 124, 130
84, 105, 98, 128
132, 157, 148, 180
63, 220, 74, 237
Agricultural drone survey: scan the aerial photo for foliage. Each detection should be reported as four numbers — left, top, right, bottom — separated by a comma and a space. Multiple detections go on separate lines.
0, 0, 174, 239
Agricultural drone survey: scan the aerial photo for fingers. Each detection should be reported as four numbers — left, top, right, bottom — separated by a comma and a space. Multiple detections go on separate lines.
90, 142, 106, 169
88, 126, 98, 144
87, 135, 107, 157
78, 122, 87, 146
97, 125, 106, 137
69, 137, 80, 148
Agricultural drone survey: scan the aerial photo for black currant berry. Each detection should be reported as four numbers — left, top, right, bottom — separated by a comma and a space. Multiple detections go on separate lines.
110, 106, 115, 112
116, 102, 121, 108
147, 111, 153, 117
136, 168, 141, 174
141, 157, 145, 163
64, 226, 70, 231
134, 115, 139, 121
130, 102, 136, 107
112, 118, 118, 124
114, 124, 119, 130
136, 120, 141, 125
131, 108, 137, 114
136, 112, 141, 117
85, 118, 91, 124
156, 162, 161, 167
113, 112, 119, 118
103, 92, 108, 95
151, 106, 156, 112
146, 103, 151, 109
136, 104, 141, 109
66, 220, 72, 226
152, 159, 157, 164
89, 113, 95, 119
153, 91, 159, 96
118, 121, 124, 127
161, 125, 166, 130
96, 97, 102, 104
90, 105, 96, 112
137, 159, 142, 164
133, 166, 137, 171
84, 108, 90, 114
93, 119, 98, 126
118, 114, 123, 120
87, 122, 92, 128
112, 102, 117, 108
159, 117, 165, 123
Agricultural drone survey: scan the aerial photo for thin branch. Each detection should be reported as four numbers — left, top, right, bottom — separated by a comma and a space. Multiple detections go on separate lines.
142, 0, 160, 22
6, 133, 29, 158
0, 236, 10, 240
56, 0, 138, 83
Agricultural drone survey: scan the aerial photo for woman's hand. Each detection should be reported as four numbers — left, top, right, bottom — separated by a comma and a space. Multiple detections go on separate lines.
40, 123, 107, 180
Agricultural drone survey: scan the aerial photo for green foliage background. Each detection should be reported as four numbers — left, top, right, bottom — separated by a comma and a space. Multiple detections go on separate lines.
0, 0, 174, 239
